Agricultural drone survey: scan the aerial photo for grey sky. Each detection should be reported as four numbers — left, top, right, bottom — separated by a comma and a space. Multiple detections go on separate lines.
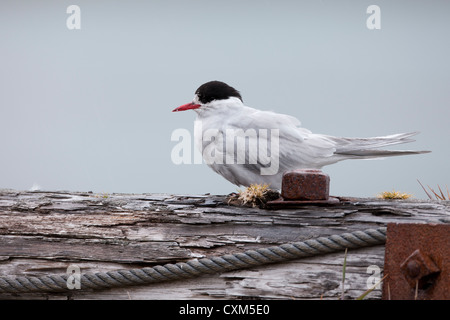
1, 0, 449, 199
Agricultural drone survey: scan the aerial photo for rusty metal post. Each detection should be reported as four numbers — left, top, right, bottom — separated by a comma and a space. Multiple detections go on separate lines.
383, 223, 450, 300
267, 169, 339, 208
281, 169, 330, 201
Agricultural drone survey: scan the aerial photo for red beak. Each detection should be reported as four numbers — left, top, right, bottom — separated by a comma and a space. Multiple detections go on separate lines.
172, 102, 201, 112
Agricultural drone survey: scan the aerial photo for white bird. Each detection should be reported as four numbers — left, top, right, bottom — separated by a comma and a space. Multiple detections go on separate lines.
173, 81, 429, 189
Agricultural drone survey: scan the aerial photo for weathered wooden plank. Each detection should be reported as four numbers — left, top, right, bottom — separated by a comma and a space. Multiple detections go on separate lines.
0, 235, 191, 263
0, 189, 448, 300
0, 247, 384, 300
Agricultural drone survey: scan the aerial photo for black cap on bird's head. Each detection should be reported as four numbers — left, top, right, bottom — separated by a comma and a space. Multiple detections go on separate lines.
195, 81, 242, 104
173, 81, 242, 112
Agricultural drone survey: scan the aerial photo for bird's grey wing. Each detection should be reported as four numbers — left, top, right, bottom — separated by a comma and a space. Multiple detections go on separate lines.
226, 110, 338, 171
198, 126, 271, 187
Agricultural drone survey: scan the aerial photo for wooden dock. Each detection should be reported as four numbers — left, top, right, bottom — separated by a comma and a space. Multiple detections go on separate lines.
0, 189, 448, 300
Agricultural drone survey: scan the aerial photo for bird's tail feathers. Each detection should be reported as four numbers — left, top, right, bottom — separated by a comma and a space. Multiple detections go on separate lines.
335, 149, 430, 159
331, 132, 430, 158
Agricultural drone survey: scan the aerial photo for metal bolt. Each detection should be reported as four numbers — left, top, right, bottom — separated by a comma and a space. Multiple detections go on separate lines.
400, 249, 440, 289
406, 260, 421, 278
281, 169, 330, 201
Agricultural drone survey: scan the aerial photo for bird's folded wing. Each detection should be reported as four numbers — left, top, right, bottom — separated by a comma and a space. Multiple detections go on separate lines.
224, 109, 338, 169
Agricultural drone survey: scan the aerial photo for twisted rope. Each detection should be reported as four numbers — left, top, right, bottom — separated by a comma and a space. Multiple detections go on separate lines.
0, 227, 386, 293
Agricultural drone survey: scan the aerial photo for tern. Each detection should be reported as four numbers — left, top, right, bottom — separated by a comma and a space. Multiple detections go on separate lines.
173, 80, 429, 189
